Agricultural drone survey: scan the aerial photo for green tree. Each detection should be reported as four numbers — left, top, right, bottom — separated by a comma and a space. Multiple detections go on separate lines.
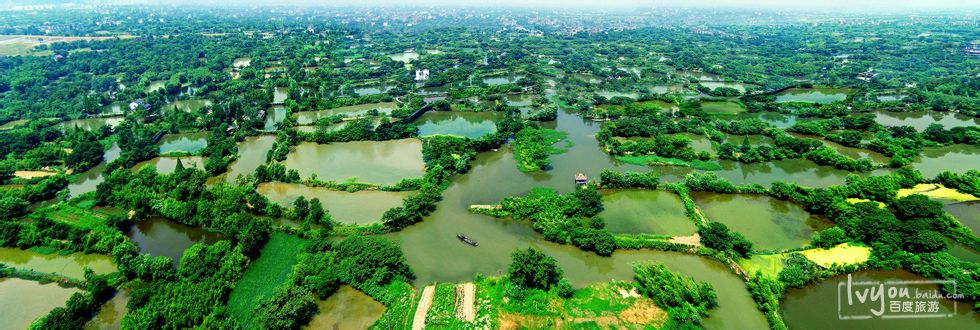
508, 247, 563, 289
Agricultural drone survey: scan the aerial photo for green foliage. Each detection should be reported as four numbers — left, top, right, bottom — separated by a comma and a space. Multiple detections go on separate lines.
253, 285, 319, 330
698, 222, 753, 258
227, 233, 308, 326
633, 262, 717, 327
599, 169, 659, 189
508, 247, 563, 290
514, 128, 568, 172
777, 253, 819, 288
811, 226, 849, 249
333, 235, 414, 299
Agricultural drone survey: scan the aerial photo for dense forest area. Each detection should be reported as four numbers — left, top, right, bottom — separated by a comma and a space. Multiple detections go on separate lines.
0, 4, 977, 330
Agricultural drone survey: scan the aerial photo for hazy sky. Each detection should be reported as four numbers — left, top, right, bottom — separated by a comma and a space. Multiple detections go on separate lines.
78, 0, 980, 10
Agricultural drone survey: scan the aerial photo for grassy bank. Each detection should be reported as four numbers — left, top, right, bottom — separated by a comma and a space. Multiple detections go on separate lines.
226, 233, 308, 326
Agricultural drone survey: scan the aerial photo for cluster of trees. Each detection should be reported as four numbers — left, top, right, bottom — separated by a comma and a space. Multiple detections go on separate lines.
299, 118, 417, 143
513, 127, 568, 172
698, 222, 753, 258
96, 164, 272, 256
200, 128, 239, 175
0, 175, 69, 219
633, 263, 718, 327
598, 169, 659, 189
482, 184, 615, 255
29, 270, 114, 329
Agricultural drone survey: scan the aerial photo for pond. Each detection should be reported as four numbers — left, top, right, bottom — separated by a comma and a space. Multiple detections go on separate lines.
700, 100, 746, 115
944, 201, 979, 234
273, 87, 287, 104
415, 111, 503, 139
649, 85, 687, 94
263, 106, 287, 130
569, 73, 601, 84
256, 182, 409, 225
158, 132, 209, 154
946, 238, 979, 263
701, 81, 749, 92
0, 247, 116, 279
221, 135, 276, 183
146, 80, 167, 93
483, 74, 524, 86
730, 112, 802, 129
84, 290, 129, 330
503, 94, 533, 107
59, 116, 124, 131
597, 190, 696, 236
133, 156, 206, 175
0, 278, 80, 330
775, 88, 852, 104
678, 133, 716, 156
692, 193, 834, 251
871, 110, 979, 131
68, 142, 121, 197
126, 216, 224, 264
102, 101, 127, 115
388, 51, 420, 63
294, 102, 398, 125
781, 270, 977, 329
232, 57, 251, 68
911, 144, 980, 179
167, 99, 212, 113
305, 286, 385, 330
788, 133, 889, 164
597, 91, 639, 99
354, 86, 393, 96
282, 139, 425, 185
710, 158, 893, 188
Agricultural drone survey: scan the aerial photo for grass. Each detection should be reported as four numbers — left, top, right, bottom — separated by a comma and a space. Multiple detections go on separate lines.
616, 154, 722, 171
739, 254, 789, 279
227, 233, 308, 326
34, 196, 125, 230
514, 128, 570, 172
846, 198, 885, 208
699, 100, 746, 115
800, 243, 872, 268
897, 184, 979, 203
474, 277, 666, 329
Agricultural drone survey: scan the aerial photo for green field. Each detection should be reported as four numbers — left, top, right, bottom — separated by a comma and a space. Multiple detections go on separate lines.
616, 154, 722, 171
699, 100, 746, 115
227, 233, 309, 326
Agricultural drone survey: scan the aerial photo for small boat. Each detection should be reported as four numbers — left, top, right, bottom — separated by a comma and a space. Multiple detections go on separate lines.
457, 234, 479, 247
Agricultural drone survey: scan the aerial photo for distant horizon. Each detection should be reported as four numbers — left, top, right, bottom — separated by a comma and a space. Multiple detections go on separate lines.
3, 0, 980, 12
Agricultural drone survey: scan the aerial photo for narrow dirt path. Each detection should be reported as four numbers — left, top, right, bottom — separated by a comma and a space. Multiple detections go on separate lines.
669, 233, 701, 246
455, 283, 476, 322
412, 285, 436, 330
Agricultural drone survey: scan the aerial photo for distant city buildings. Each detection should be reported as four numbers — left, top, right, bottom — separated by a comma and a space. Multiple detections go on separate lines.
965, 44, 980, 56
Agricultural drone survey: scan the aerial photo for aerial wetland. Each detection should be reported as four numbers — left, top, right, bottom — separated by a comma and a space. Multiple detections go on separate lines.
0, 4, 977, 330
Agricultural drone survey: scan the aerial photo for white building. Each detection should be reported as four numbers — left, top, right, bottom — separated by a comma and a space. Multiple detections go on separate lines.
414, 69, 430, 81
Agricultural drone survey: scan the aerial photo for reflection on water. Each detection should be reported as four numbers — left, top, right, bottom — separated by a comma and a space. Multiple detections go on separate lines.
305, 286, 385, 330
415, 111, 502, 139
282, 139, 425, 185
0, 278, 80, 330
782, 270, 977, 329
126, 217, 223, 265
692, 193, 833, 251
257, 182, 409, 224
0, 247, 116, 279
